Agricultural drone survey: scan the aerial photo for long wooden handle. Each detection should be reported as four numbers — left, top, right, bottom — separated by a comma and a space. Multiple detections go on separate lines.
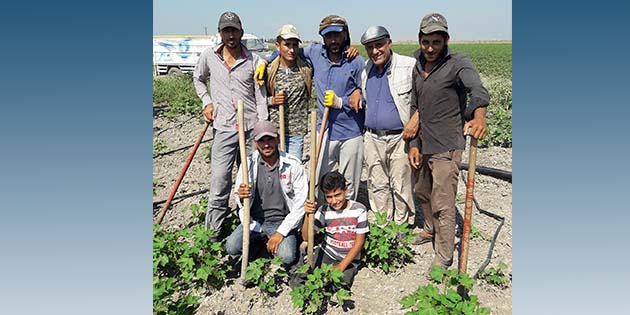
459, 137, 478, 274
155, 121, 210, 225
237, 100, 251, 282
307, 111, 317, 267
316, 106, 330, 160
279, 103, 286, 152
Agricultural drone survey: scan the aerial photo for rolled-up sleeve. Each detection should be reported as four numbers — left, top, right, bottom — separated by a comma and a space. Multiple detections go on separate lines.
457, 58, 489, 121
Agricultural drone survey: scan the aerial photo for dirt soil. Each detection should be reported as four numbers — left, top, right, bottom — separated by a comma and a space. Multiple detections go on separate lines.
153, 113, 512, 315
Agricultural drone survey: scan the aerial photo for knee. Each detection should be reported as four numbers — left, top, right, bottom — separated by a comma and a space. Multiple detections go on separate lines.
276, 245, 297, 266
225, 235, 242, 256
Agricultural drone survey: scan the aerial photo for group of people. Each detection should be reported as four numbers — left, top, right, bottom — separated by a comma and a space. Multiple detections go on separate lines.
192, 10, 490, 289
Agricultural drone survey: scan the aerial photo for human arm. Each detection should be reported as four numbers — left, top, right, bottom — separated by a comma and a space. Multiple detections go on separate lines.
458, 57, 489, 138
275, 161, 308, 237
253, 54, 269, 120
333, 233, 366, 272
402, 111, 419, 141
193, 49, 215, 122
233, 160, 263, 233
301, 200, 318, 242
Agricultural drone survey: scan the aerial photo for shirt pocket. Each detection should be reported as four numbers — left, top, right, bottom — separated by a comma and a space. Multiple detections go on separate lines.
393, 78, 413, 106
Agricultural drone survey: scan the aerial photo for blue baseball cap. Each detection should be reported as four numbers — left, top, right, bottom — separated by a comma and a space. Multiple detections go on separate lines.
320, 25, 344, 35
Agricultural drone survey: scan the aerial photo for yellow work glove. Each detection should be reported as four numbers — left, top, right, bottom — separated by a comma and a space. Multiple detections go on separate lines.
254, 62, 266, 86
323, 90, 343, 109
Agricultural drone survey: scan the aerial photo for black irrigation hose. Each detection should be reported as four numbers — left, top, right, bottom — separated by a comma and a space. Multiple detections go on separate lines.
152, 188, 209, 212
153, 139, 212, 158
460, 163, 512, 183
458, 169, 509, 279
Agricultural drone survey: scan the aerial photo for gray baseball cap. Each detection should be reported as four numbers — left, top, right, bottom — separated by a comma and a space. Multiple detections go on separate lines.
218, 11, 242, 31
360, 26, 390, 45
419, 13, 448, 35
253, 120, 278, 141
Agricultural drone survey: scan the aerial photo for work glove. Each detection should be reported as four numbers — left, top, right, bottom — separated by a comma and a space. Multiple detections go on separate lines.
323, 90, 343, 109
254, 62, 266, 86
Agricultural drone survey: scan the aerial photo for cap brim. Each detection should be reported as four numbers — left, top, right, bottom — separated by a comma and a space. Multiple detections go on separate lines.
361, 35, 388, 45
420, 25, 448, 34
320, 25, 344, 35
254, 132, 277, 141
219, 22, 242, 31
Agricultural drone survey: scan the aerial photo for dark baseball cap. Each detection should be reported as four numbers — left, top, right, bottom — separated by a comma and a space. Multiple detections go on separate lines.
253, 120, 278, 141
419, 13, 448, 35
218, 11, 242, 31
319, 15, 347, 36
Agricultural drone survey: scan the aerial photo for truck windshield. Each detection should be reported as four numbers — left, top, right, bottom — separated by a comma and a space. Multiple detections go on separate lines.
241, 39, 267, 51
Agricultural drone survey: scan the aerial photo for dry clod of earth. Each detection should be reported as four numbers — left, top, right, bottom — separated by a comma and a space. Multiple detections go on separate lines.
154, 114, 512, 315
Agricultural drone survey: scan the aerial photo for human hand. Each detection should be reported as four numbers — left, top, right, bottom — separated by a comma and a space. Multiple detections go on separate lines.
348, 89, 362, 113
254, 62, 267, 86
304, 200, 317, 215
402, 112, 419, 141
237, 183, 252, 199
345, 46, 358, 60
323, 90, 343, 109
203, 103, 216, 122
463, 116, 487, 140
266, 232, 285, 254
409, 147, 422, 169
271, 90, 285, 106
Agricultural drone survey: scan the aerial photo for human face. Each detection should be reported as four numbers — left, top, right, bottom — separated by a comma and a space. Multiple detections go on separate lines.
364, 38, 392, 70
419, 33, 448, 64
276, 38, 300, 64
323, 31, 346, 54
324, 188, 348, 211
255, 135, 279, 158
220, 27, 243, 49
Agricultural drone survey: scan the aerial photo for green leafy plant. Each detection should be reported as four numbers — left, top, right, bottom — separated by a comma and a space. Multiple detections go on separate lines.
153, 223, 230, 314
363, 212, 415, 273
153, 138, 168, 155
400, 266, 491, 315
153, 73, 202, 119
479, 262, 510, 288
245, 256, 288, 295
291, 263, 351, 314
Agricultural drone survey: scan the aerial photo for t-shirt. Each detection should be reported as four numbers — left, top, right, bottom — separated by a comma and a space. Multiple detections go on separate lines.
313, 200, 369, 262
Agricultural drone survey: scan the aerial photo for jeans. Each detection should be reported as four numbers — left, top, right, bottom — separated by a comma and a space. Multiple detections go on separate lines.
285, 135, 304, 160
225, 221, 298, 266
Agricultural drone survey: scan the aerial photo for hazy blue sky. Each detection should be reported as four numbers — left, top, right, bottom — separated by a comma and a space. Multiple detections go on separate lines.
153, 0, 512, 42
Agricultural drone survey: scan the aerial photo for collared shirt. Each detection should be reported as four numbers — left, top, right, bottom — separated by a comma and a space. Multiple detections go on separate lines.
411, 47, 489, 154
303, 43, 365, 141
193, 44, 268, 132
250, 157, 288, 224
364, 60, 404, 131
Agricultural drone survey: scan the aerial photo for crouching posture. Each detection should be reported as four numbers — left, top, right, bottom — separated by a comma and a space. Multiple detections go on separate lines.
225, 120, 307, 266
296, 171, 369, 288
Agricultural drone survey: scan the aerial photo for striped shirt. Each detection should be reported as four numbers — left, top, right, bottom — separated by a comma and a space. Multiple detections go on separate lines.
314, 200, 369, 262
193, 44, 268, 132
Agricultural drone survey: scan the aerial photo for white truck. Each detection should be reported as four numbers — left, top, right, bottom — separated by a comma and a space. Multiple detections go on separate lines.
153, 34, 272, 76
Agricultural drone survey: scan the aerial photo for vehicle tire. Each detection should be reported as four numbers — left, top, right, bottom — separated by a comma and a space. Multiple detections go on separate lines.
167, 67, 183, 76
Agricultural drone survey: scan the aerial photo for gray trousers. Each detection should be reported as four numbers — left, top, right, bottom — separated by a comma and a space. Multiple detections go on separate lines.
316, 130, 364, 201
204, 128, 254, 234
364, 131, 415, 225
414, 150, 462, 268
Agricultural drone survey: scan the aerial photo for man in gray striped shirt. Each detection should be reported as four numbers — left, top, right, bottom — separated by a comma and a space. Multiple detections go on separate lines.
193, 11, 268, 240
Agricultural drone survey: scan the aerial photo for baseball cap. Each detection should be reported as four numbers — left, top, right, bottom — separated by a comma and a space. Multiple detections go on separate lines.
360, 25, 390, 45
419, 13, 448, 35
253, 120, 278, 141
319, 15, 347, 36
218, 11, 242, 31
277, 24, 301, 42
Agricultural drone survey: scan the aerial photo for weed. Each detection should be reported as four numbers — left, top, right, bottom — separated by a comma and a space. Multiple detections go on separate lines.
400, 266, 491, 315
153, 73, 202, 119
153, 138, 168, 155
479, 262, 510, 288
291, 263, 351, 314
363, 212, 414, 273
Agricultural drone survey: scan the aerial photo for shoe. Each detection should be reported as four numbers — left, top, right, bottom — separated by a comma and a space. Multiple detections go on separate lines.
412, 228, 433, 245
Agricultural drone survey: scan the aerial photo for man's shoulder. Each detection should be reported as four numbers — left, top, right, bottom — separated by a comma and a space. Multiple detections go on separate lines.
393, 52, 417, 67
447, 52, 474, 67
345, 200, 367, 214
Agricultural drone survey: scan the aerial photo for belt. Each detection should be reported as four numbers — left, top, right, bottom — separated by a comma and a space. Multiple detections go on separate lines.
366, 128, 403, 137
